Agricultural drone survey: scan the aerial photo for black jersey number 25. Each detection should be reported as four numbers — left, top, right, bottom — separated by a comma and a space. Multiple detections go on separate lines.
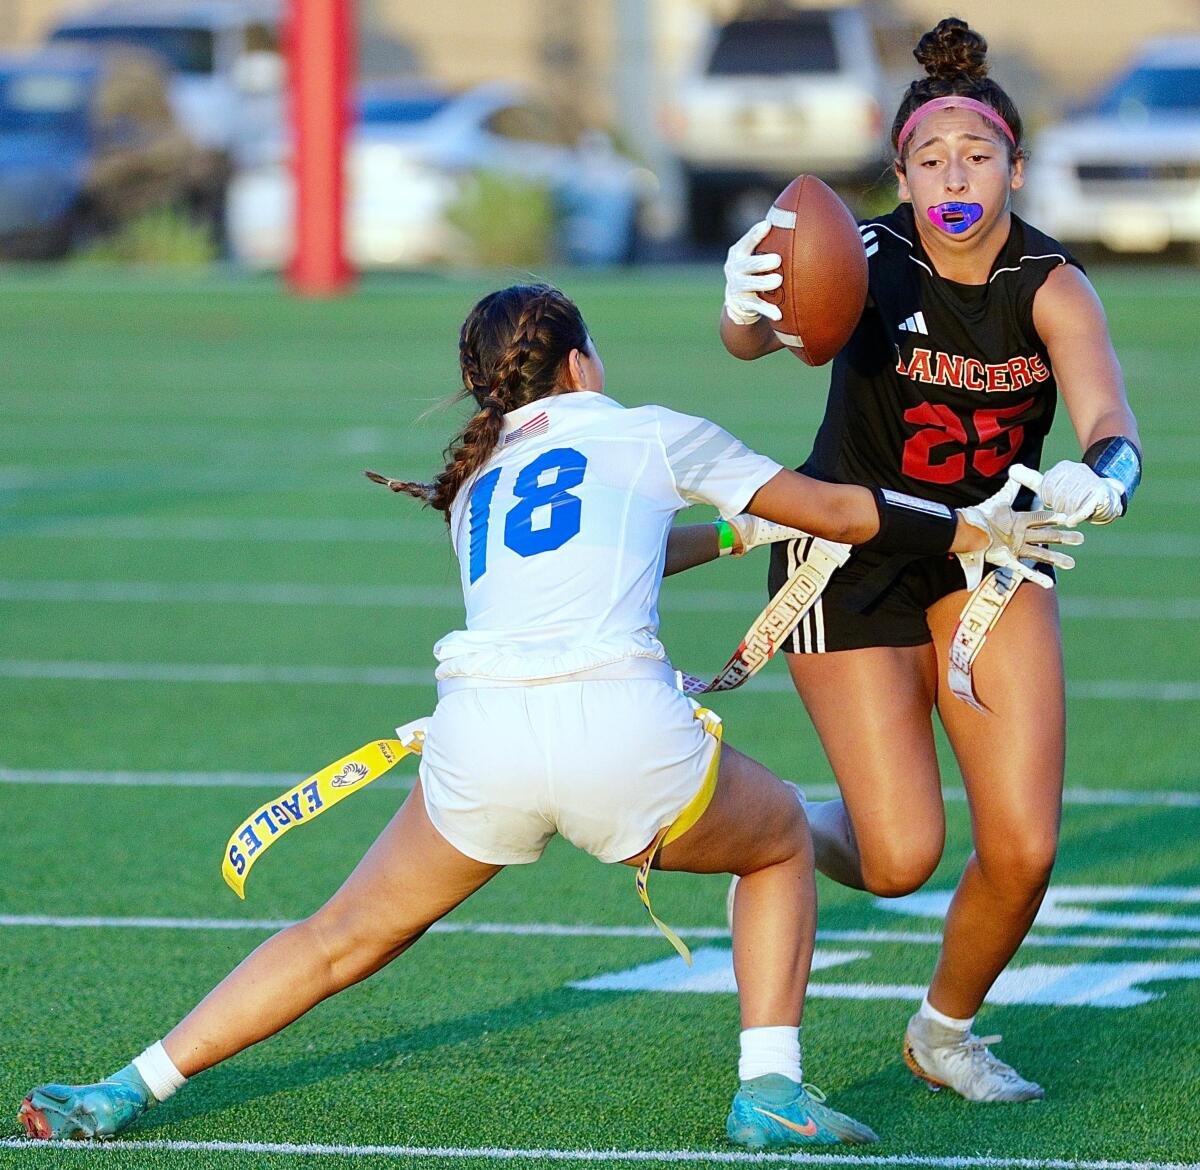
901, 398, 1033, 485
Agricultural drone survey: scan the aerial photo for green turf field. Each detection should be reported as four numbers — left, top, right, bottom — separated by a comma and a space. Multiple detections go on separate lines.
0, 267, 1197, 1169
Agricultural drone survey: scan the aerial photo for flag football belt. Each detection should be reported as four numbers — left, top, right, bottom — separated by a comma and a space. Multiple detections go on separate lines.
436, 656, 678, 696
218, 536, 841, 947
219, 702, 721, 966
947, 565, 1026, 713
220, 720, 428, 899
634, 705, 723, 966
678, 534, 852, 695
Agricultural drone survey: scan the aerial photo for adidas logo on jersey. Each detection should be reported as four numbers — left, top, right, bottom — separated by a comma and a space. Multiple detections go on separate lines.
859, 225, 878, 258
897, 311, 929, 335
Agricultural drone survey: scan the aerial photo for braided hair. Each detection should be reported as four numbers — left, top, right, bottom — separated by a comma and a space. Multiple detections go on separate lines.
891, 18, 1024, 164
367, 284, 590, 517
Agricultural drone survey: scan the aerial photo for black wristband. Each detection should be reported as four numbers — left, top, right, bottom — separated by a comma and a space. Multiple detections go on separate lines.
1083, 435, 1141, 514
863, 488, 958, 556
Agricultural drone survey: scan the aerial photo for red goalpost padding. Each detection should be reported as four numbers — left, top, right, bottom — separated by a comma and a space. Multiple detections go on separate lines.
286, 0, 354, 297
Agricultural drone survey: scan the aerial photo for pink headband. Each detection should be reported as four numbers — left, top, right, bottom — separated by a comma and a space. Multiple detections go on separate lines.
897, 96, 1016, 154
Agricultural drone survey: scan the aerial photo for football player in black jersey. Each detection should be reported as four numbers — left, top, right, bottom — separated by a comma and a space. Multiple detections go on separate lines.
719, 18, 1141, 1102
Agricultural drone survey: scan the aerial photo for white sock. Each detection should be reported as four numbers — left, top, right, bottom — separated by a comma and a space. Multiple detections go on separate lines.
738, 1025, 801, 1083
131, 1041, 187, 1102
918, 995, 974, 1035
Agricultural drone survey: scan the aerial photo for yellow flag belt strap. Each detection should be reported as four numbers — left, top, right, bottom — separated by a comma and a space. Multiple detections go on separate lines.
220, 722, 426, 899
220, 705, 722, 971
634, 706, 724, 966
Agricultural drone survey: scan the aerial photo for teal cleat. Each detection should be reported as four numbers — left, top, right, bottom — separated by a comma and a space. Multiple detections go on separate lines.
726, 1073, 879, 1148
18, 1064, 153, 1140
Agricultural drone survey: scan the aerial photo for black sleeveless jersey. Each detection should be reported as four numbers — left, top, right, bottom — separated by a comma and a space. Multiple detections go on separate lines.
802, 203, 1081, 509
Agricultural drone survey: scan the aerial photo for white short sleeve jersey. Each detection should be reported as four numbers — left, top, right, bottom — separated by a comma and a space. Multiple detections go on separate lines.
433, 391, 782, 681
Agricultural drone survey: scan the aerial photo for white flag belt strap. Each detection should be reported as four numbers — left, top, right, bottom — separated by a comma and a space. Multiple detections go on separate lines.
438, 657, 677, 697
679, 535, 852, 696
947, 565, 1025, 713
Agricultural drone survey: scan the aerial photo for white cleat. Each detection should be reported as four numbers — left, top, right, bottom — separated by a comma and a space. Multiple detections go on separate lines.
903, 1013, 1044, 1102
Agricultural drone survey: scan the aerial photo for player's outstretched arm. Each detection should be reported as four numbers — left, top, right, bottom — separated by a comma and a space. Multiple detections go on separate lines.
745, 470, 1083, 588
663, 515, 812, 576
664, 524, 722, 575
1031, 264, 1143, 524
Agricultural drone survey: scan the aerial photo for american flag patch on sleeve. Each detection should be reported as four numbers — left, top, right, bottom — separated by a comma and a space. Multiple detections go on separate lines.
502, 411, 550, 446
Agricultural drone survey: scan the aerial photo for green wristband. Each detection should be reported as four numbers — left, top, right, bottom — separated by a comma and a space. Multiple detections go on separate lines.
714, 519, 737, 556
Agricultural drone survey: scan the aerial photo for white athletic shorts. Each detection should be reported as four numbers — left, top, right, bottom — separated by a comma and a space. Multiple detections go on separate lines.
418, 673, 719, 866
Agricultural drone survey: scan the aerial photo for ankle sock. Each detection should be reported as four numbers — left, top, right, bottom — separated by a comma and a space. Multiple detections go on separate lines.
130, 1041, 187, 1103
738, 1025, 802, 1083
918, 995, 974, 1035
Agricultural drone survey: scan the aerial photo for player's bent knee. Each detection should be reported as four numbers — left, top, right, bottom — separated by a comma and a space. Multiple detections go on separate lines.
711, 747, 810, 870
978, 836, 1058, 899
858, 842, 942, 899
762, 789, 811, 869
762, 773, 810, 845
304, 902, 423, 982
859, 868, 932, 900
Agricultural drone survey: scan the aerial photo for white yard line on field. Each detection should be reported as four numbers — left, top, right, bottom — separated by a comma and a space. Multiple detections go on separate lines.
0, 580, 464, 608
1068, 682, 1200, 701
2, 659, 1198, 700
2, 915, 1198, 952
0, 659, 433, 686
2, 516, 438, 542
0, 1137, 1196, 1169
0, 465, 370, 496
0, 425, 418, 458
1060, 598, 1200, 619
2, 520, 1198, 560
3, 769, 1195, 808
0, 767, 402, 789
0, 579, 1198, 621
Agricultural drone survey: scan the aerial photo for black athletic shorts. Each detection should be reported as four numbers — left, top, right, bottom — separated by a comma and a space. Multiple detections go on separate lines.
767, 538, 1052, 654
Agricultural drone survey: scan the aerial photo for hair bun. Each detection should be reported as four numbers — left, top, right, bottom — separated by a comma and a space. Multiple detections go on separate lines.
914, 17, 989, 83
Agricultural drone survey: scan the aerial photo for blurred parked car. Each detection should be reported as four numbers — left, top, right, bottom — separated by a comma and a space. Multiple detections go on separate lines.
1022, 37, 1200, 255
664, 5, 889, 242
0, 47, 227, 259
226, 82, 655, 269
47, 0, 284, 169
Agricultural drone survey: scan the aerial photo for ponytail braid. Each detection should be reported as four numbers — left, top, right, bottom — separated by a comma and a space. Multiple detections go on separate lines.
366, 284, 589, 519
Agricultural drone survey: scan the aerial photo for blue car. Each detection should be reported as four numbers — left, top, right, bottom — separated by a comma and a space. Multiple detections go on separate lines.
0, 46, 224, 259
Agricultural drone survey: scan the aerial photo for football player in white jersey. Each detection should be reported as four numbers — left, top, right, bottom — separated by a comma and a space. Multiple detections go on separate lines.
20, 285, 1080, 1150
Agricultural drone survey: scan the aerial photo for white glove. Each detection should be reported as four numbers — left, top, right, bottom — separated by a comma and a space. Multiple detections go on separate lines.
1011, 461, 1123, 526
725, 513, 807, 556
723, 220, 782, 325
956, 477, 1085, 590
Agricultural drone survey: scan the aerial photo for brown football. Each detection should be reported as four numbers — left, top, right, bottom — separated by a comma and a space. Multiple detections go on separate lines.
756, 175, 868, 366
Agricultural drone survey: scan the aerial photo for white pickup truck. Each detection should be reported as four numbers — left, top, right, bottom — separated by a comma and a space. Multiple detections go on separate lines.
1021, 37, 1200, 256
666, 5, 890, 242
